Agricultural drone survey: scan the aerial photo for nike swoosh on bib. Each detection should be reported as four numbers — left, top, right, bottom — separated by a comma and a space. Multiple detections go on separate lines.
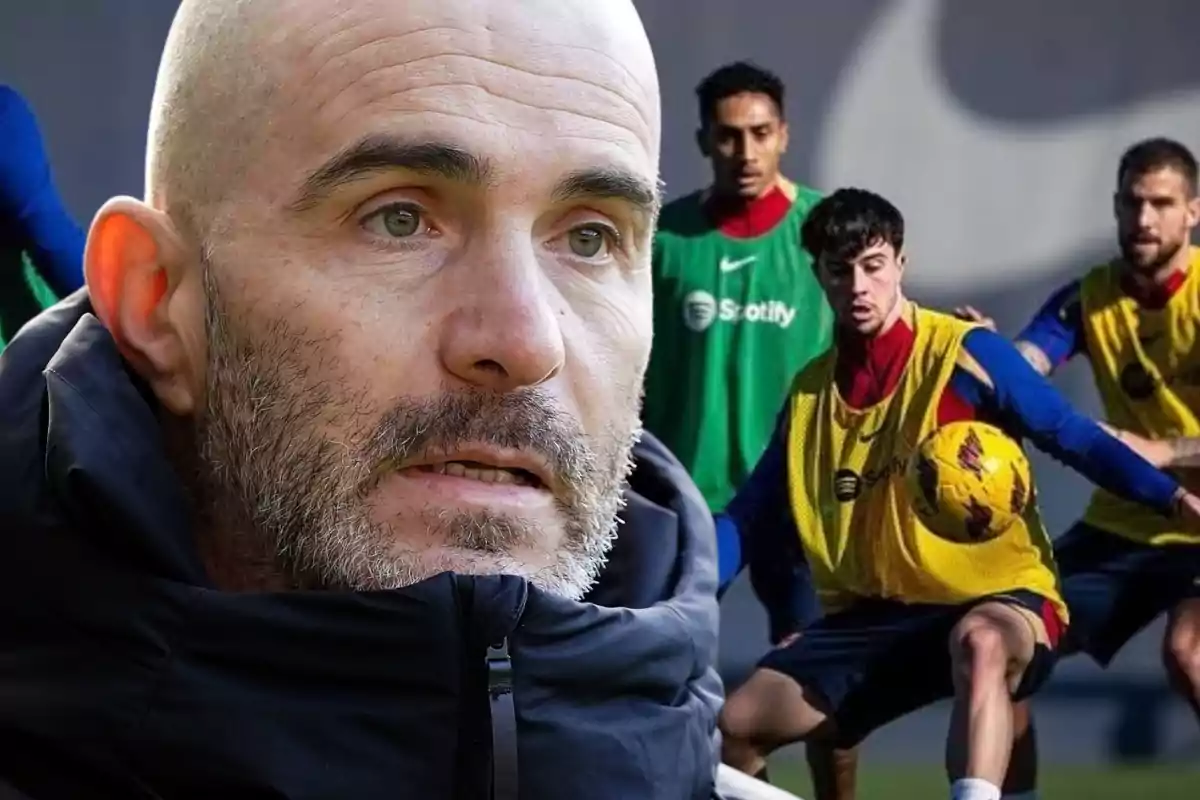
719, 255, 757, 273
816, 0, 1200, 294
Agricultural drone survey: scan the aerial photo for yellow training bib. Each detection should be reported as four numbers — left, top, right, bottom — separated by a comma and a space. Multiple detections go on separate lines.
1080, 248, 1200, 545
786, 306, 1065, 619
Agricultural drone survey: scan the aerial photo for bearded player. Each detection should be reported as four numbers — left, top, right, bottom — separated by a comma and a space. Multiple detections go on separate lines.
716, 188, 1200, 800
960, 137, 1200, 790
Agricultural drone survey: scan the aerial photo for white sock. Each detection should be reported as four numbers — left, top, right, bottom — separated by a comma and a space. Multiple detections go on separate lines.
951, 777, 1002, 800
1001, 793, 1039, 800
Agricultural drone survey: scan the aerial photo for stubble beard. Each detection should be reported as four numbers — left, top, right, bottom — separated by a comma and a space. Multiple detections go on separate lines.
184, 264, 638, 600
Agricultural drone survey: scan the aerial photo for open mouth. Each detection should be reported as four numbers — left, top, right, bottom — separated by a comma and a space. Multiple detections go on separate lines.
410, 460, 544, 488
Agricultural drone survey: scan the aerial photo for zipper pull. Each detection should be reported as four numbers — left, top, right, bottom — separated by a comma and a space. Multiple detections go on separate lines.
487, 639, 512, 697
487, 639, 518, 799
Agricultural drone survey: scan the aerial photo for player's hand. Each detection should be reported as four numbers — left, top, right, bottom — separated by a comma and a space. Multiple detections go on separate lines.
953, 305, 997, 331
1106, 425, 1175, 468
1174, 489, 1200, 530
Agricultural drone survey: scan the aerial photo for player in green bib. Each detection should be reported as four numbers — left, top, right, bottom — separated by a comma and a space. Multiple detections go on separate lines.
642, 62, 847, 800
643, 62, 832, 514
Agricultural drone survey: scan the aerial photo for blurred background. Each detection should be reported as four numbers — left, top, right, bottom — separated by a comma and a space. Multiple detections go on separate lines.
3, 1, 1198, 796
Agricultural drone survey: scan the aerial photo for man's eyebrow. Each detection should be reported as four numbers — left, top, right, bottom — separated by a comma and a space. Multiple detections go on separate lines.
552, 167, 662, 219
289, 135, 492, 211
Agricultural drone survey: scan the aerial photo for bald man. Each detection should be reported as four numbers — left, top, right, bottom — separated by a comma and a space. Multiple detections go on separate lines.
0, 1, 731, 798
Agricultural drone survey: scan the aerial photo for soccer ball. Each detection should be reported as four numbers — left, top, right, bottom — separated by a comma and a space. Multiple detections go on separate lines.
905, 421, 1032, 544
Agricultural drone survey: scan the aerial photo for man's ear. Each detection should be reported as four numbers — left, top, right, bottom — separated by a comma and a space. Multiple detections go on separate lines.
85, 197, 198, 416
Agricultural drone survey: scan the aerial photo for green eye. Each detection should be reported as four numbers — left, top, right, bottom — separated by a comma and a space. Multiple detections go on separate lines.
568, 226, 608, 258
380, 206, 420, 238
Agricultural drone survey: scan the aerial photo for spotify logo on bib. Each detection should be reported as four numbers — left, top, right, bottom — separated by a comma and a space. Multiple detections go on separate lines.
683, 290, 718, 332
681, 290, 797, 333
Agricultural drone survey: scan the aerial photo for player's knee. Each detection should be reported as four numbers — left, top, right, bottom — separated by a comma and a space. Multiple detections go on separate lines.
718, 689, 768, 744
719, 673, 824, 747
953, 623, 1009, 689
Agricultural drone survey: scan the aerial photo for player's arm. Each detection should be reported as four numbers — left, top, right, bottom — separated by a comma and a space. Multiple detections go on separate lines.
1100, 427, 1200, 469
1011, 280, 1086, 376
1158, 438, 1200, 468
0, 86, 85, 296
957, 328, 1185, 516
715, 414, 817, 643
959, 281, 1085, 376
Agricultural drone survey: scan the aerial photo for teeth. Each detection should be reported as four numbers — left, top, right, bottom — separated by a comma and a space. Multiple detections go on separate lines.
429, 461, 525, 485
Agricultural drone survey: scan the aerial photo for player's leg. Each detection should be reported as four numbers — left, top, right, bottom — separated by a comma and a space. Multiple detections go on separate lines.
945, 597, 1055, 800
999, 700, 1038, 799
804, 742, 858, 800
719, 665, 832, 779
721, 603, 912, 788
1054, 523, 1180, 667
1162, 596, 1200, 719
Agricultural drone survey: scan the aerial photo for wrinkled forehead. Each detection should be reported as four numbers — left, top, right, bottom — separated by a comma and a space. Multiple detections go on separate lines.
245, 0, 659, 209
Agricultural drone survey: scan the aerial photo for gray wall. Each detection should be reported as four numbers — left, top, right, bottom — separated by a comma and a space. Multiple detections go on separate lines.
4, 0, 1198, 765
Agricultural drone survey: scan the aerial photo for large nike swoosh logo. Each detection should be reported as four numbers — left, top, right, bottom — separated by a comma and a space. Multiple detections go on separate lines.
815, 0, 1200, 294
719, 255, 757, 273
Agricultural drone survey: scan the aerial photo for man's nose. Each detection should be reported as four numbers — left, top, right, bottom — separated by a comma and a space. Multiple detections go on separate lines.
1137, 204, 1156, 230
849, 267, 869, 296
438, 237, 566, 393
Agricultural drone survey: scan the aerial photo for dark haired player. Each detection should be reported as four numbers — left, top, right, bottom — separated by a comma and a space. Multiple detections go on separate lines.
961, 136, 1200, 794
643, 61, 830, 514
641, 59, 844, 799
716, 188, 1200, 800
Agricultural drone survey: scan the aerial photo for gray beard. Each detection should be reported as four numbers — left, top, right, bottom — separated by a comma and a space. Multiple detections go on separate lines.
186, 264, 637, 599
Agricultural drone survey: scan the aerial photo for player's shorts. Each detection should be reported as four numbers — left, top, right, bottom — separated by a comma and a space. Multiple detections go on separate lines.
757, 590, 1061, 747
1055, 521, 1200, 666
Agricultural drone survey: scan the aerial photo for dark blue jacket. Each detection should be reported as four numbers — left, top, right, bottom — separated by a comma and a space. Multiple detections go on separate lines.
0, 294, 723, 799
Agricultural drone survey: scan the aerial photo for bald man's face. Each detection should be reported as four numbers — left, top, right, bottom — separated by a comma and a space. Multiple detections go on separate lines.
181, 0, 660, 597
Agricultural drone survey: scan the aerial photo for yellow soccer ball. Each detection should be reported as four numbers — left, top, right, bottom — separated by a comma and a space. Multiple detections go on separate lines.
905, 421, 1032, 544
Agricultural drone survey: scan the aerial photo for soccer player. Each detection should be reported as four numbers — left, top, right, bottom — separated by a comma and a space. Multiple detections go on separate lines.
643, 61, 831, 515
640, 61, 848, 798
961, 137, 1200, 789
0, 84, 85, 350
716, 188, 1200, 800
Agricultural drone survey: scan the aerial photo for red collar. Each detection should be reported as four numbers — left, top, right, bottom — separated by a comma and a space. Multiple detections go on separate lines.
704, 186, 792, 239
1120, 267, 1186, 309
834, 317, 914, 409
